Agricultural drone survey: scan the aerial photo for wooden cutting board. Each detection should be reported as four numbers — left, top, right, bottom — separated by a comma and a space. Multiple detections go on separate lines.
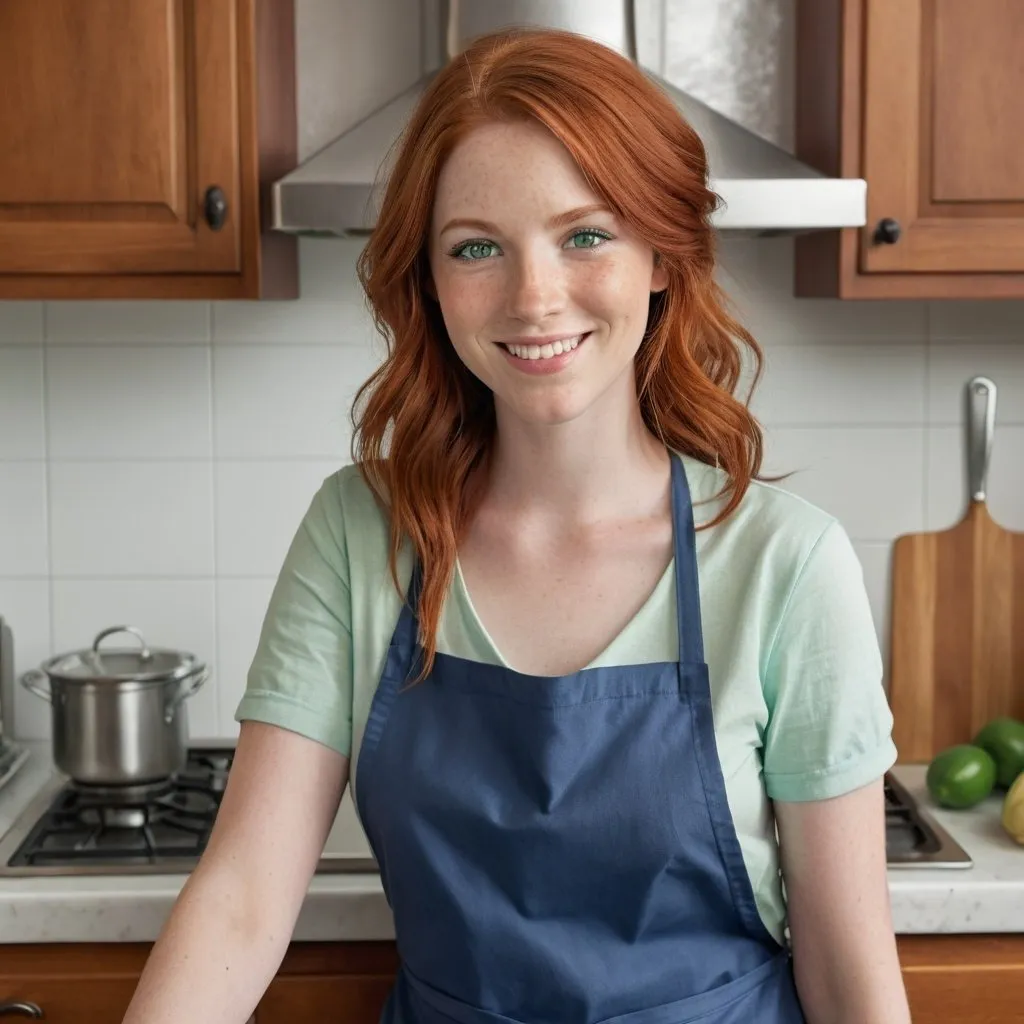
889, 376, 1024, 762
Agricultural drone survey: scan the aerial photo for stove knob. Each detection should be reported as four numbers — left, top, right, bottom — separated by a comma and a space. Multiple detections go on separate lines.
0, 1003, 43, 1018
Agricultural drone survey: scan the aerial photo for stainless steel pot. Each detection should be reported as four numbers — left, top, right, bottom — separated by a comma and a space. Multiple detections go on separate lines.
20, 625, 209, 787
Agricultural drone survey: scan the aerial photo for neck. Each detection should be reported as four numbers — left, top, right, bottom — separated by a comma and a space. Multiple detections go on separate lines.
485, 376, 669, 524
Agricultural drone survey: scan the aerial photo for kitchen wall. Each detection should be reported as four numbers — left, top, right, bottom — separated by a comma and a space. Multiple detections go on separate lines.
2, 0, 1023, 742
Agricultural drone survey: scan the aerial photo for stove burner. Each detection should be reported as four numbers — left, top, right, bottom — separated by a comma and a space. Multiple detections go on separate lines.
70, 777, 175, 805
6, 746, 235, 870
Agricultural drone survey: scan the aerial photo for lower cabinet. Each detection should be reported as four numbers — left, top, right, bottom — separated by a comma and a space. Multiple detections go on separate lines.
0, 941, 398, 1023
897, 935, 1024, 1023
2, 936, 1023, 1021
256, 942, 399, 1024
0, 945, 149, 1022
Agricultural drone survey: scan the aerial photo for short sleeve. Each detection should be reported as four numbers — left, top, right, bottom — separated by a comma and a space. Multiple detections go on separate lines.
234, 476, 354, 757
761, 520, 897, 802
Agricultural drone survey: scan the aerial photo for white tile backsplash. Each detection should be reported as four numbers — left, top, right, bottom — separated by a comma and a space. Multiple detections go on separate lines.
44, 301, 211, 345
751, 345, 925, 425
46, 345, 212, 459
928, 301, 1024, 341
927, 344, 1024, 424
212, 239, 378, 344
0, 462, 49, 576
763, 425, 926, 541
48, 461, 214, 577
715, 238, 928, 345
0, 347, 45, 458
850, 542, 893, 680
0, 302, 43, 345
215, 460, 344, 576
215, 577, 278, 737
213, 344, 382, 458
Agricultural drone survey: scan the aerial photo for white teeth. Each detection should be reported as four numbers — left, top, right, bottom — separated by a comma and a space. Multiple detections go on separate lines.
505, 334, 584, 360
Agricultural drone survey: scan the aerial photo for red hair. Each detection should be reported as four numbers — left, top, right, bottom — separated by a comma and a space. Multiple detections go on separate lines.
354, 26, 768, 676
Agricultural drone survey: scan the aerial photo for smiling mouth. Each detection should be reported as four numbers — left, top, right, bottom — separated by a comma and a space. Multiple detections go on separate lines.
499, 333, 590, 361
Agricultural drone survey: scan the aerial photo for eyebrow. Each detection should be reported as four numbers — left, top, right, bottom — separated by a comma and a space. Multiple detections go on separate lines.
439, 203, 614, 236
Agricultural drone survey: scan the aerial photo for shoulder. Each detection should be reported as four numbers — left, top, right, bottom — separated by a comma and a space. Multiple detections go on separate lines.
679, 453, 841, 572
678, 453, 869, 658
278, 463, 396, 598
304, 463, 390, 547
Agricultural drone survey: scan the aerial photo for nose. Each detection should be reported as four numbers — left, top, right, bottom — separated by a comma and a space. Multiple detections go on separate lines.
505, 247, 567, 324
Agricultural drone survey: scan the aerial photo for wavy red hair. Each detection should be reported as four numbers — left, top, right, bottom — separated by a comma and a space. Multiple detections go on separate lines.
354, 26, 769, 677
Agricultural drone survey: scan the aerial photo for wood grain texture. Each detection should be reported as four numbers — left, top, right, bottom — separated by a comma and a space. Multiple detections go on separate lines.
794, 0, 1024, 297
890, 501, 1024, 762
0, 0, 297, 299
897, 935, 1024, 1023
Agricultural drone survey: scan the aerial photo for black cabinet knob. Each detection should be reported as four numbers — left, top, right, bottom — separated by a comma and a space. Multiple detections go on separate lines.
873, 217, 901, 245
203, 186, 229, 231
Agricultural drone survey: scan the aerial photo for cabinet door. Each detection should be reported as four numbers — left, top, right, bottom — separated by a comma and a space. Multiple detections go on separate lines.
899, 935, 1024, 1023
257, 975, 394, 1024
0, 978, 140, 1023
861, 0, 1024, 274
0, 0, 240, 276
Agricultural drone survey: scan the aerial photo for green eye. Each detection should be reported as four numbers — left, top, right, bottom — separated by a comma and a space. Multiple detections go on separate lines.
448, 228, 613, 261
452, 241, 499, 261
567, 230, 610, 249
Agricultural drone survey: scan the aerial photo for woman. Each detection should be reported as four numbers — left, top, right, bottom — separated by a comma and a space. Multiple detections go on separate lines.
123, 26, 910, 1024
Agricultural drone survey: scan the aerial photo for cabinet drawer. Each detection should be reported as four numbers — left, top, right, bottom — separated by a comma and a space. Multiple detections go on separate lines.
0, 977, 140, 1022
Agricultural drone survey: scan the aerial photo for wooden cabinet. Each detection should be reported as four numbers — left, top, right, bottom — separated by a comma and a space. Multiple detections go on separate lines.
256, 942, 399, 1024
3, 936, 1022, 1021
0, 944, 148, 1022
0, 0, 297, 299
0, 941, 398, 1023
795, 0, 1024, 299
898, 935, 1024, 1022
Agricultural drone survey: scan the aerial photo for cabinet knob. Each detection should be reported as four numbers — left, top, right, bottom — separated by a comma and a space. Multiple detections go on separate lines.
203, 186, 229, 230
0, 1002, 44, 1018
873, 217, 901, 245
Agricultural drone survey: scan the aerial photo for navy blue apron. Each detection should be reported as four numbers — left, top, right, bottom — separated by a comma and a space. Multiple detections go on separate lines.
356, 454, 806, 1023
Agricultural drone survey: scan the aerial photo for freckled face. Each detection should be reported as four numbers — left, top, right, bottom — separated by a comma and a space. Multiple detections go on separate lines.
427, 119, 668, 427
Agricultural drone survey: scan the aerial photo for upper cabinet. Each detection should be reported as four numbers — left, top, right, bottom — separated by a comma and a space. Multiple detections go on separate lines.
0, 0, 298, 299
795, 0, 1024, 299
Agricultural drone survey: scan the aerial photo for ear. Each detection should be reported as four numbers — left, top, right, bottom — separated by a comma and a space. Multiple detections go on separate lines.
651, 253, 669, 294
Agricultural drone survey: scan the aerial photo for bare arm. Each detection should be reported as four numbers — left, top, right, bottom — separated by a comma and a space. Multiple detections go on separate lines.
775, 777, 911, 1024
121, 720, 349, 1024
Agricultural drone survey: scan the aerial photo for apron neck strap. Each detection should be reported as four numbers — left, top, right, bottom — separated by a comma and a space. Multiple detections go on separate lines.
670, 454, 706, 664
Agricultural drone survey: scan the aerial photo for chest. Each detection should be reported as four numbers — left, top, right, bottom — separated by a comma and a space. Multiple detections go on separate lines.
457, 516, 674, 676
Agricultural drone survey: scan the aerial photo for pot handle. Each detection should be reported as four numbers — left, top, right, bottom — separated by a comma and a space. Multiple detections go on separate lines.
19, 669, 52, 704
93, 625, 151, 659
164, 665, 210, 725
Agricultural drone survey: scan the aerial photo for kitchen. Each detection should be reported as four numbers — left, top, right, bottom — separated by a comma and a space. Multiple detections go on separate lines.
1, 0, 1024, 1021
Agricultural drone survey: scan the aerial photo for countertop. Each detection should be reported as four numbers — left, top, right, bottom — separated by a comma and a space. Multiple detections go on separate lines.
0, 742, 1021, 943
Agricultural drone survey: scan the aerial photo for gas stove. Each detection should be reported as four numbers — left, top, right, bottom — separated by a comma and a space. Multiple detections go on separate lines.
0, 743, 378, 876
884, 772, 971, 868
0, 752, 967, 875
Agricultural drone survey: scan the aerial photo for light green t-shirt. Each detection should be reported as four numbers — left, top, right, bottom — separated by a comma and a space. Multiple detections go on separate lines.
237, 454, 897, 944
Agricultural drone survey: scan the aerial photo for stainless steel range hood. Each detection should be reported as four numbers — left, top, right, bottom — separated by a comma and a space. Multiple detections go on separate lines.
273, 1, 866, 237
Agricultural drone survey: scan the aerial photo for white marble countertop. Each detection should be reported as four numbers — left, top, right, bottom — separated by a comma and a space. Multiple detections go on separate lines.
885, 764, 1023, 933
0, 743, 1021, 943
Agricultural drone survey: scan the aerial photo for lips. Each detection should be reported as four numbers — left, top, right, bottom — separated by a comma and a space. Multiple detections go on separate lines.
497, 332, 592, 375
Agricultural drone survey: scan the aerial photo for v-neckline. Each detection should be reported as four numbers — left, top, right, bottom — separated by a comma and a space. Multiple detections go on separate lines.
451, 553, 676, 675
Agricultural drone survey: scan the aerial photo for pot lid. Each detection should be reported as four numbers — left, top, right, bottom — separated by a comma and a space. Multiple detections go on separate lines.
44, 626, 198, 683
